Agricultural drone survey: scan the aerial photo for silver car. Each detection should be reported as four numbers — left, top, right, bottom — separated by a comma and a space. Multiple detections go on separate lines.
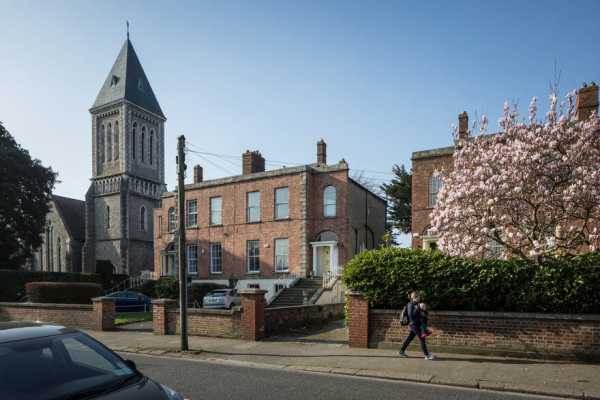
202, 289, 241, 309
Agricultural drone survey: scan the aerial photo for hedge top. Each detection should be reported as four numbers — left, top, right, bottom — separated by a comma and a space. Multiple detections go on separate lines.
342, 247, 600, 313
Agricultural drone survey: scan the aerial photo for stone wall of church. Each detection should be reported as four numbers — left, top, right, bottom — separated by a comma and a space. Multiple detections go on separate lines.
127, 193, 157, 243
34, 203, 80, 273
126, 104, 164, 184
128, 240, 155, 276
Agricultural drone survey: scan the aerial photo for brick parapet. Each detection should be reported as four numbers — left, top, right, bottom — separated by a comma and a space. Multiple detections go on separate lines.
240, 289, 267, 341
347, 292, 369, 348
0, 300, 115, 331
369, 309, 600, 359
92, 297, 116, 331
152, 298, 176, 335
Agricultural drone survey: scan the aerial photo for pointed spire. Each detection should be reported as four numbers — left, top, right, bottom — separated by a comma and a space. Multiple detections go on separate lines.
90, 38, 165, 119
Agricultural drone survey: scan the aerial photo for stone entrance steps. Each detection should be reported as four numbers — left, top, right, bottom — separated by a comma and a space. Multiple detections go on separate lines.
268, 278, 322, 308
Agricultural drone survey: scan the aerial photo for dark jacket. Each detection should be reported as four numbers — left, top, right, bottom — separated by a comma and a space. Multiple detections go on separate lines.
406, 300, 422, 328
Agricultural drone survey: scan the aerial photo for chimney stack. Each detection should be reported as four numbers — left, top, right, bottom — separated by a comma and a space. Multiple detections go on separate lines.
193, 164, 203, 183
458, 111, 469, 141
317, 139, 327, 165
242, 150, 265, 175
576, 82, 598, 121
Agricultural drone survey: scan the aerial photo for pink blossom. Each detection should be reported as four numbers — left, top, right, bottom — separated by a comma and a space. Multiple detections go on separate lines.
431, 93, 600, 260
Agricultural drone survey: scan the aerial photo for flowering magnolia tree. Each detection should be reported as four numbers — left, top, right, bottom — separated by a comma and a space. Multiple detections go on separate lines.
431, 91, 600, 261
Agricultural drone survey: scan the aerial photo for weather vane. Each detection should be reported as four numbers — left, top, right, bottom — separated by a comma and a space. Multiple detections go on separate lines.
126, 20, 130, 40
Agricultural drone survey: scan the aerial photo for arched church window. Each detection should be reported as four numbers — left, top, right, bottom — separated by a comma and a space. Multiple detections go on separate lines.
99, 124, 105, 163
48, 225, 54, 271
56, 238, 62, 272
141, 126, 146, 163
132, 122, 137, 160
106, 205, 111, 229
140, 206, 147, 232
114, 121, 119, 160
106, 123, 112, 161
150, 130, 154, 165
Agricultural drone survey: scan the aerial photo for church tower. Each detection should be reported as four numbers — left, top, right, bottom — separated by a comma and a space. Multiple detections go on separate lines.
82, 37, 166, 275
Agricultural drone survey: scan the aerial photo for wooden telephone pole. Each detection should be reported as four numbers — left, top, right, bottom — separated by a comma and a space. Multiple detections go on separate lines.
176, 135, 189, 351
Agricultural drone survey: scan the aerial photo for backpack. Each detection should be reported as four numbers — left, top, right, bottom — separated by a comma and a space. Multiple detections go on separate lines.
399, 304, 409, 326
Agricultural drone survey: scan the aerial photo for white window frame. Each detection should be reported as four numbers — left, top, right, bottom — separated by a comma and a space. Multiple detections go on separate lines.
209, 242, 222, 274
187, 244, 198, 274
274, 187, 289, 220
428, 175, 443, 208
246, 240, 260, 273
274, 238, 289, 272
187, 199, 198, 227
246, 191, 260, 223
210, 196, 222, 225
168, 207, 176, 232
323, 186, 336, 217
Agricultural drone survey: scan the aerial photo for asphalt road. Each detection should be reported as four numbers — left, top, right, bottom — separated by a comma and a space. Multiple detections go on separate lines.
126, 353, 560, 400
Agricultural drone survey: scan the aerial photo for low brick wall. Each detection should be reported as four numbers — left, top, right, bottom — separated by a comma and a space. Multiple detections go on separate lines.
0, 297, 115, 331
370, 310, 600, 358
165, 307, 242, 338
265, 303, 344, 336
152, 294, 344, 340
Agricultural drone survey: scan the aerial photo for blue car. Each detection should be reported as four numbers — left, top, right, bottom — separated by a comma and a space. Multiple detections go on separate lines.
106, 291, 152, 312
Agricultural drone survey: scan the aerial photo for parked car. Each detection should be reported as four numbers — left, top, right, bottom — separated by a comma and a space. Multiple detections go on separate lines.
0, 321, 187, 400
202, 289, 240, 309
106, 290, 152, 312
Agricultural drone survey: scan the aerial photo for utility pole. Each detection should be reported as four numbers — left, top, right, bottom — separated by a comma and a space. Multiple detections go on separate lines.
176, 135, 188, 351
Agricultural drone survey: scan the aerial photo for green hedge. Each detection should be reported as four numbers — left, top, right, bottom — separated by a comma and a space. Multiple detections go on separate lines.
342, 248, 600, 313
25, 282, 102, 304
0, 270, 103, 302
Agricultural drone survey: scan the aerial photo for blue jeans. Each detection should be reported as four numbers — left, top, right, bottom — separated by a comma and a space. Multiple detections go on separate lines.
400, 325, 429, 356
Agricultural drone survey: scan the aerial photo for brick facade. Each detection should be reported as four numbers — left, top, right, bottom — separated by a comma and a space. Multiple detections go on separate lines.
0, 298, 115, 331
347, 293, 600, 359
154, 142, 386, 297
411, 83, 599, 250
410, 148, 453, 249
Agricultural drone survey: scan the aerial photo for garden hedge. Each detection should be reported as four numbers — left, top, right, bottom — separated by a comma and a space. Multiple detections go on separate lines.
342, 248, 600, 313
25, 282, 102, 304
0, 270, 103, 302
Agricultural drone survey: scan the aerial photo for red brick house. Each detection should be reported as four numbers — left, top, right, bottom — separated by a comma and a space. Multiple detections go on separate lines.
154, 140, 386, 301
411, 83, 599, 250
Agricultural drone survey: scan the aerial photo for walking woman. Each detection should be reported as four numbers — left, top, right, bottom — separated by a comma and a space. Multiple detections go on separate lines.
399, 291, 434, 360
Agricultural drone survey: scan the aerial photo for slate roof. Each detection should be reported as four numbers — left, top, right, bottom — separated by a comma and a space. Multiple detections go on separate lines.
52, 195, 85, 242
91, 39, 165, 119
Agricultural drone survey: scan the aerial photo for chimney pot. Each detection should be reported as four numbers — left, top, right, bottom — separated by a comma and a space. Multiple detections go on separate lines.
317, 139, 327, 165
458, 111, 469, 140
193, 164, 203, 183
242, 150, 265, 175
576, 82, 599, 120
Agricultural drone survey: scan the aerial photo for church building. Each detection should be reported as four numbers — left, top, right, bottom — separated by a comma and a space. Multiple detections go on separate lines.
31, 37, 166, 276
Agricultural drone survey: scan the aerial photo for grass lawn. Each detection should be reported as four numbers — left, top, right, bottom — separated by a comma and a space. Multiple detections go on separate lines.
114, 312, 153, 326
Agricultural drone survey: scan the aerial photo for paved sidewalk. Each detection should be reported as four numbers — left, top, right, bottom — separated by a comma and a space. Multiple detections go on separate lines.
87, 329, 600, 399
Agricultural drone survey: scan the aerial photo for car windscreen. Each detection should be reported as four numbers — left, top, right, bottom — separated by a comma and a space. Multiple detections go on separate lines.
207, 291, 227, 297
0, 332, 138, 400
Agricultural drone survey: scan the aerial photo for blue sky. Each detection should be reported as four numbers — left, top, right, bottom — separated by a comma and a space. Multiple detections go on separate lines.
2, 0, 599, 206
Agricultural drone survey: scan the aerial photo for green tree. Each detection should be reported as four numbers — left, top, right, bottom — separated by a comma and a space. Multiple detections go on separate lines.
380, 164, 412, 235
0, 122, 56, 268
